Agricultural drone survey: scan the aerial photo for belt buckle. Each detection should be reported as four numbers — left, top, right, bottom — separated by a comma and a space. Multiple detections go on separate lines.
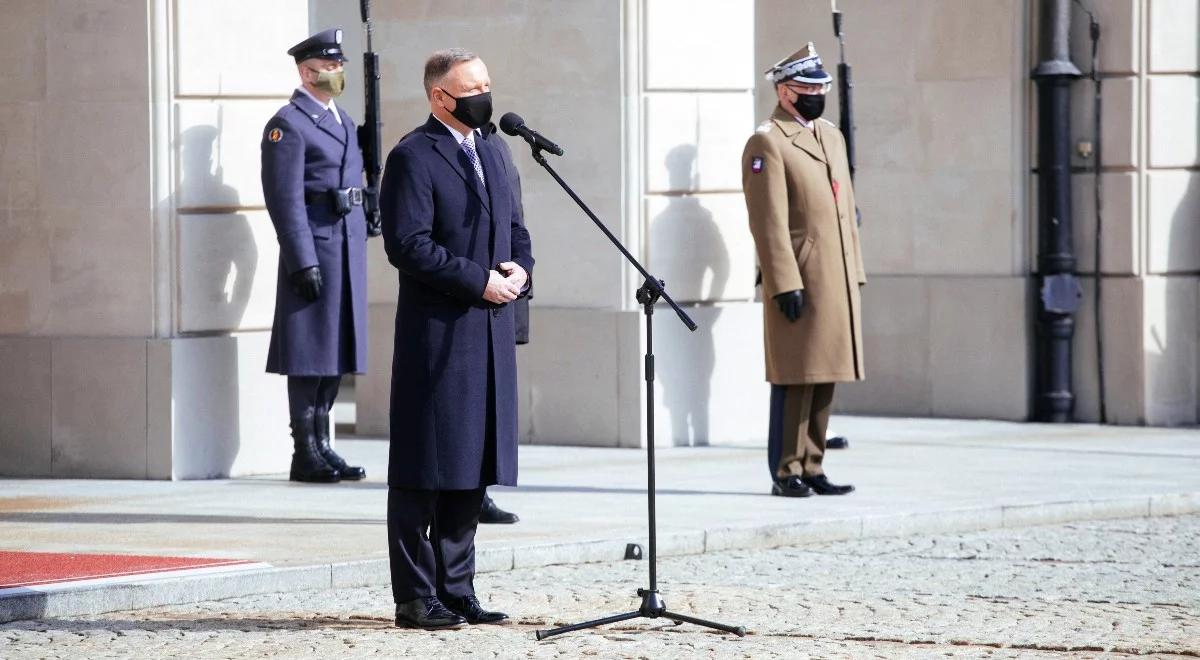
348, 188, 363, 206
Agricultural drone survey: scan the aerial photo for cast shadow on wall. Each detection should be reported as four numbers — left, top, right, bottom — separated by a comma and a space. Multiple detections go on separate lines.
174, 124, 259, 477
1151, 115, 1200, 424
179, 124, 258, 329
651, 144, 730, 447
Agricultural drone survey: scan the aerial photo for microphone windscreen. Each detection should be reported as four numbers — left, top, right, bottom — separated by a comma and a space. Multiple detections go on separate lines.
499, 112, 525, 136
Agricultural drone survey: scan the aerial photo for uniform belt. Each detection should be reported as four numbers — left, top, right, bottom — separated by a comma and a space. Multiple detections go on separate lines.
304, 187, 364, 212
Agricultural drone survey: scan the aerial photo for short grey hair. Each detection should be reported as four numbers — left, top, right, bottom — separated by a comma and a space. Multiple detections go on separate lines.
423, 48, 477, 98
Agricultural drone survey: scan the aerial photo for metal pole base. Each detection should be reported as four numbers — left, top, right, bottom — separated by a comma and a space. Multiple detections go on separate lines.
534, 589, 747, 640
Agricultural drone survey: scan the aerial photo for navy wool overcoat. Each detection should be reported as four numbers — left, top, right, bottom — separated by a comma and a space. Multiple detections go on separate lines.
261, 90, 368, 376
379, 116, 533, 490
480, 123, 532, 344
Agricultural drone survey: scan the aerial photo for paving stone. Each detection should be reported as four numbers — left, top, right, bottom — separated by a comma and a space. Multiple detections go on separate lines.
4, 515, 1197, 657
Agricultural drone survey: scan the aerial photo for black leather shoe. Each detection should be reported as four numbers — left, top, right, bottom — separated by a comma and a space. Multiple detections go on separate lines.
801, 474, 855, 496
314, 411, 366, 481
770, 475, 813, 498
479, 495, 519, 524
826, 435, 850, 450
443, 594, 509, 624
394, 596, 467, 629
289, 411, 340, 484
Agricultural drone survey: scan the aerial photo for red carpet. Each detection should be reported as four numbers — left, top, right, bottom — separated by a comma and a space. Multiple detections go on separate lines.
0, 551, 253, 589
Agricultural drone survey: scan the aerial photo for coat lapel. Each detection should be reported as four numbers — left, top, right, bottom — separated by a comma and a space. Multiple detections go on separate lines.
290, 90, 347, 145
424, 116, 491, 211
813, 120, 847, 215
771, 106, 826, 164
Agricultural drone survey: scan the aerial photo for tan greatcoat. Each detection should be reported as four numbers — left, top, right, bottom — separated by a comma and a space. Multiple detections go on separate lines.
742, 106, 866, 385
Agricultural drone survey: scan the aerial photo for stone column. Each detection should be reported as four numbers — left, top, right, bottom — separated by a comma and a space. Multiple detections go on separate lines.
639, 0, 766, 447
0, 0, 311, 478
1131, 0, 1199, 424
1057, 0, 1199, 426
321, 1, 645, 445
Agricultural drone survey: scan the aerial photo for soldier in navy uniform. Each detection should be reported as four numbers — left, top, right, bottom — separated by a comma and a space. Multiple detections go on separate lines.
261, 29, 368, 484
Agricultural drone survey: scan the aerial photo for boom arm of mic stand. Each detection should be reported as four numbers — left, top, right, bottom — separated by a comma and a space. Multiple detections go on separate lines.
527, 145, 698, 332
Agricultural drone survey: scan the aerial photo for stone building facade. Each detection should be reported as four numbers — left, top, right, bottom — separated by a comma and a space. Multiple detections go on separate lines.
0, 1, 1196, 478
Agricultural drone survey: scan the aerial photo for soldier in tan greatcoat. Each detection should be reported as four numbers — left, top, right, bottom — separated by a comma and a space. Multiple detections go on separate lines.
742, 43, 865, 498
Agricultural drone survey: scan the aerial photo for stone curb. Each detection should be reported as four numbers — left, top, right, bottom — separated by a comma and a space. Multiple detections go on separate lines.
2, 491, 1197, 624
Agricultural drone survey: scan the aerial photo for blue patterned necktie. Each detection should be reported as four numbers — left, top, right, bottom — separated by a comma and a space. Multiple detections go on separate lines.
461, 135, 486, 187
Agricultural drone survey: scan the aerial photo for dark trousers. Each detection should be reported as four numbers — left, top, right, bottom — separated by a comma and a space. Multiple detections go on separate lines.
388, 487, 486, 603
287, 375, 342, 418
767, 383, 835, 481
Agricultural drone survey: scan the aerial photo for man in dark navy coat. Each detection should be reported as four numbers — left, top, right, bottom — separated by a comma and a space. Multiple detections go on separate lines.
379, 48, 533, 629
261, 28, 368, 484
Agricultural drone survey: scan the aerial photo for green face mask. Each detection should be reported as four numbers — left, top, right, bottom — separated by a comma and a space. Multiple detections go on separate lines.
308, 67, 345, 97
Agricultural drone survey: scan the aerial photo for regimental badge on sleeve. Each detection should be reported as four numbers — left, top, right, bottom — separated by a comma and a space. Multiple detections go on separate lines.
750, 156, 763, 174
268, 128, 283, 143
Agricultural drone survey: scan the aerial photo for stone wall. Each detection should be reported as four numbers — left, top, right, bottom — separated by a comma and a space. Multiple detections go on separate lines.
756, 0, 1033, 420
0, 0, 302, 478
1, 1, 1197, 479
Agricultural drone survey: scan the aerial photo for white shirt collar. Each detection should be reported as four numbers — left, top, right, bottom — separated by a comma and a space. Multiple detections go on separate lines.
792, 114, 814, 130
296, 87, 341, 125
433, 115, 480, 146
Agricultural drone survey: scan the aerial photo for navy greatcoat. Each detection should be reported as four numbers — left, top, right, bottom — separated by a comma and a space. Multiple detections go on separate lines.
379, 116, 534, 490
261, 90, 368, 376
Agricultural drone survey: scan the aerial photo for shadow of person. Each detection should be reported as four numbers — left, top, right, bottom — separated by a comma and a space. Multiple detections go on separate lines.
1151, 133, 1200, 424
650, 145, 730, 447
173, 124, 259, 476
179, 125, 257, 329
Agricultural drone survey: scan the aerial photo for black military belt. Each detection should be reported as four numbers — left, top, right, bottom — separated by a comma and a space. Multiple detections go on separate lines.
305, 188, 364, 215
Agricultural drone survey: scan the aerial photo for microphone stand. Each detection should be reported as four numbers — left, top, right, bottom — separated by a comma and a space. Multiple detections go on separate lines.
521, 143, 746, 640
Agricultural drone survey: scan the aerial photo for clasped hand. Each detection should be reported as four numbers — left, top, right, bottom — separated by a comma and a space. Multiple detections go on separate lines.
482, 262, 527, 305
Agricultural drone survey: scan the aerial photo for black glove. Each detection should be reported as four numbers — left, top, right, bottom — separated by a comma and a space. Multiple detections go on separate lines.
773, 289, 804, 322
364, 190, 382, 238
290, 266, 322, 302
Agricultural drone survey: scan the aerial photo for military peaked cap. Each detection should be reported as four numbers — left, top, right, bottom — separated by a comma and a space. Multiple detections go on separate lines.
765, 42, 832, 85
288, 28, 347, 62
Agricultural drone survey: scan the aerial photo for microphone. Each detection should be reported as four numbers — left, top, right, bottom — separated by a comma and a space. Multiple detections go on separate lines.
499, 112, 565, 157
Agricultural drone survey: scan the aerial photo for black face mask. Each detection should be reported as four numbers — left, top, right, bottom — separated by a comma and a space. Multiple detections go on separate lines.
792, 93, 825, 121
444, 90, 493, 129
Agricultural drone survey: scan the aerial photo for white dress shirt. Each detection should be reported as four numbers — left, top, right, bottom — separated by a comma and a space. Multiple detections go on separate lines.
433, 115, 480, 147
297, 87, 342, 125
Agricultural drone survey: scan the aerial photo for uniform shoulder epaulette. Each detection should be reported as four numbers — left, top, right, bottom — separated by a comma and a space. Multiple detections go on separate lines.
819, 117, 837, 128
754, 120, 774, 135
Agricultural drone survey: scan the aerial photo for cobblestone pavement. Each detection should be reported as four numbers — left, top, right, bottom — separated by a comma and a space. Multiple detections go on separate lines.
4, 515, 1198, 658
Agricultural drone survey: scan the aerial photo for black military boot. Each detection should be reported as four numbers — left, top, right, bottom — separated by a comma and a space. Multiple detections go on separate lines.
314, 410, 366, 481
290, 410, 340, 483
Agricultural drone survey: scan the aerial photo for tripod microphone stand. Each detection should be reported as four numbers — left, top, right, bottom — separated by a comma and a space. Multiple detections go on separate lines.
519, 142, 746, 641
